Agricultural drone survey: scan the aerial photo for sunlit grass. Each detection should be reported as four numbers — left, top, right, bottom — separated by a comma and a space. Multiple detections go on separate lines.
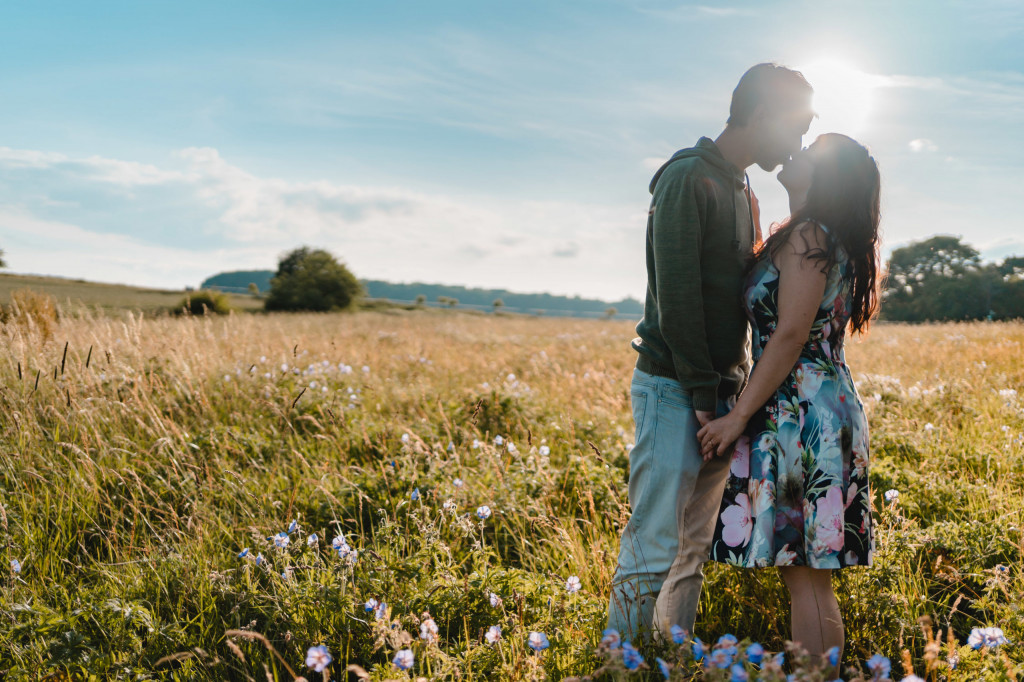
0, 311, 1021, 680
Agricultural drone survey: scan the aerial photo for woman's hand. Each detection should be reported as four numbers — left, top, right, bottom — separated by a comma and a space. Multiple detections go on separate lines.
697, 412, 748, 462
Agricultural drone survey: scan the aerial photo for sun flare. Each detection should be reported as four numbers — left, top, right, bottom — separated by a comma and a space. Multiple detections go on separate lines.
798, 58, 880, 137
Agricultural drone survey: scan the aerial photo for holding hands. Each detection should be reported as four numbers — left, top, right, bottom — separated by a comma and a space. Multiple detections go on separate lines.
697, 411, 748, 462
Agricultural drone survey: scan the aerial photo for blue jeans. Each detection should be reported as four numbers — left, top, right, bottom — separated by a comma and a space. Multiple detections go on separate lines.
607, 368, 733, 641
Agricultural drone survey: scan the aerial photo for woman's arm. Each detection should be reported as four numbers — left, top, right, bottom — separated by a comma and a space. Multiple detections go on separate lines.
698, 222, 830, 461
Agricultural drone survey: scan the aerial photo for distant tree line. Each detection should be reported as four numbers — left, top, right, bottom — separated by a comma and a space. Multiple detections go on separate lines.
201, 269, 644, 318
882, 235, 1024, 322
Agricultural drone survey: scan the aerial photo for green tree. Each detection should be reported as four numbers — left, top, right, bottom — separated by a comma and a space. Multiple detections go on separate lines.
883, 236, 988, 321
247, 282, 260, 296
492, 298, 504, 313
264, 247, 363, 312
415, 294, 427, 307
605, 306, 618, 320
0, 248, 6, 269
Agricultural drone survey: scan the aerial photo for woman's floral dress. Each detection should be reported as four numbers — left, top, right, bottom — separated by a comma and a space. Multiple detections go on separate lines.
710, 226, 873, 569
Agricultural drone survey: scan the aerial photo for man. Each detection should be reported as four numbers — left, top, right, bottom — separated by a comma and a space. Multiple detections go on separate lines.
608, 63, 814, 641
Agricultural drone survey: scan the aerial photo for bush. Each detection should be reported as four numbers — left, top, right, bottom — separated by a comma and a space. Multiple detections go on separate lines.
264, 247, 362, 312
1, 288, 59, 340
175, 290, 230, 316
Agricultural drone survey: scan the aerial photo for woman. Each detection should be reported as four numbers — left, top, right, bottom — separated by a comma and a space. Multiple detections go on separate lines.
696, 133, 881, 669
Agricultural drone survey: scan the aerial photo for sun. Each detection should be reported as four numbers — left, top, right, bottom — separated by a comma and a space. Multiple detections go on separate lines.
798, 58, 880, 137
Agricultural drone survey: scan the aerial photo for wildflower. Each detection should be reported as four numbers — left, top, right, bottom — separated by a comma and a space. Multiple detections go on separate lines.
866, 653, 891, 678
364, 598, 379, 612
730, 663, 749, 682
565, 575, 582, 593
361, 365, 370, 373
670, 624, 687, 644
281, 569, 292, 580
657, 657, 671, 680
331, 534, 346, 550
472, 439, 481, 449
746, 642, 764, 664
601, 628, 621, 649
344, 549, 358, 566
508, 442, 518, 453
982, 626, 1009, 647
884, 489, 899, 503
622, 642, 644, 670
692, 637, 705, 662
254, 553, 265, 566
924, 423, 935, 432
485, 625, 502, 644
238, 548, 249, 559
900, 676, 925, 682
709, 649, 734, 669
305, 645, 332, 673
337, 543, 352, 559
273, 532, 290, 549
507, 373, 516, 382
420, 617, 439, 643
373, 601, 388, 621
528, 631, 549, 651
281, 363, 288, 372
393, 648, 414, 670
443, 499, 457, 512
967, 628, 985, 649
453, 478, 464, 488
288, 519, 298, 533
447, 441, 455, 452
539, 445, 551, 456
307, 533, 318, 547
411, 488, 420, 501
10, 559, 21, 573
476, 505, 492, 520
827, 645, 840, 666
718, 634, 739, 648
489, 592, 502, 608
494, 435, 504, 446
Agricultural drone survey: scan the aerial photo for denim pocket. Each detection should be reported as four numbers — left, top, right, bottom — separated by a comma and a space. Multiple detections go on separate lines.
659, 383, 692, 409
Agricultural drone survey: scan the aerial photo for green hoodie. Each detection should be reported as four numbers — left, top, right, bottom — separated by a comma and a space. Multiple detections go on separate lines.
632, 137, 755, 412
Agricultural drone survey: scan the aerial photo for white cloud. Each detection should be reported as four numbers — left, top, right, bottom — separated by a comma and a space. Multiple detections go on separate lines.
909, 138, 939, 153
0, 146, 647, 299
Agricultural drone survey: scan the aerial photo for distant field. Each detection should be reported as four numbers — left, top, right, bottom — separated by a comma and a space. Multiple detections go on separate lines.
0, 273, 264, 313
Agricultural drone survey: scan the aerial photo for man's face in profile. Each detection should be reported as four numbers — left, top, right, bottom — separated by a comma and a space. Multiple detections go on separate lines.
756, 107, 814, 172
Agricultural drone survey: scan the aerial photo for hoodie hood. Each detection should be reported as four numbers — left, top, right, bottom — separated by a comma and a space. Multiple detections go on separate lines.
649, 137, 745, 194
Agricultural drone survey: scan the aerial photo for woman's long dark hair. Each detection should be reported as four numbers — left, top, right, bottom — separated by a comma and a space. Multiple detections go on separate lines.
757, 133, 881, 335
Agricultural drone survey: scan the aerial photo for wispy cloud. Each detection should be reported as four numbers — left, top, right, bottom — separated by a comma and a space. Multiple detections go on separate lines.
0, 146, 647, 298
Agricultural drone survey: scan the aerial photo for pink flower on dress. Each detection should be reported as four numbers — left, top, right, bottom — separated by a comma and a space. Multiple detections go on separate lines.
844, 482, 859, 510
721, 494, 752, 547
730, 435, 750, 477
775, 544, 797, 565
813, 487, 846, 553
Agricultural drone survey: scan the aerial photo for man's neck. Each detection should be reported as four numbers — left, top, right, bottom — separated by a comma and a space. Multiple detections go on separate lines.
713, 127, 755, 173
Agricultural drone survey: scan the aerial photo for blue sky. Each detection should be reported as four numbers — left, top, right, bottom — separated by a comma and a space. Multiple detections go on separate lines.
1, 1, 1022, 299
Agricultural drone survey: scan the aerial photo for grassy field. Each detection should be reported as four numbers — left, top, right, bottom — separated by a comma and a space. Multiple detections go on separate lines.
0, 310, 1021, 680
0, 273, 263, 314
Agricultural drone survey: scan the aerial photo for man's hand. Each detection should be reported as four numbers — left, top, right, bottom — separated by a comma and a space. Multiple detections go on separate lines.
695, 410, 714, 427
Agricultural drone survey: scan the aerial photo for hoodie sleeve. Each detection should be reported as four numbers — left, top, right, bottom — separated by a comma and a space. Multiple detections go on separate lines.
651, 164, 720, 411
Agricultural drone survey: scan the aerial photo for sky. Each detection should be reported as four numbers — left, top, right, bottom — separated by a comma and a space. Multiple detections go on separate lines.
1, 0, 1022, 301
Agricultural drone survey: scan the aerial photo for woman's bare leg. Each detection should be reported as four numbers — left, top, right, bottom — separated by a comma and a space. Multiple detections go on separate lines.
779, 566, 843, 673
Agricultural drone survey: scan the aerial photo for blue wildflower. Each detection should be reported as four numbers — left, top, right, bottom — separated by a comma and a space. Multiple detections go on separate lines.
692, 637, 705, 662
288, 519, 298, 533
718, 634, 739, 648
254, 553, 264, 566
528, 632, 549, 651
373, 601, 387, 621
827, 645, 840, 667
305, 645, 332, 673
709, 649, 734, 669
306, 533, 318, 547
657, 657, 671, 680
10, 559, 21, 573
393, 648, 414, 670
238, 548, 249, 559
730, 663, 749, 682
273, 532, 290, 549
364, 598, 378, 612
670, 624, 687, 644
600, 628, 621, 649
746, 643, 764, 664
476, 505, 492, 520
866, 653, 891, 678
411, 488, 420, 501
622, 642, 644, 670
